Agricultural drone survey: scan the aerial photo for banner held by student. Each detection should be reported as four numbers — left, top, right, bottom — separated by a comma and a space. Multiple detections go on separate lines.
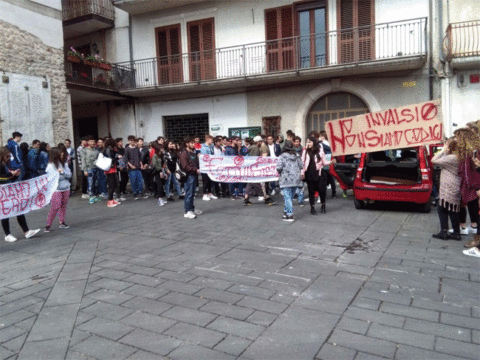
199, 154, 279, 183
0, 171, 59, 220
326, 100, 443, 156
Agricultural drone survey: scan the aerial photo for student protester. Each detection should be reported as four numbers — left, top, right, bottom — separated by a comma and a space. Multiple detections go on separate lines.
319, 131, 336, 198
431, 138, 461, 240
102, 138, 122, 208
138, 138, 152, 198
152, 144, 167, 206
81, 136, 101, 204
77, 139, 89, 198
164, 141, 184, 201
7, 132, 24, 180
124, 136, 144, 200
276, 141, 303, 222
267, 135, 281, 196
0, 147, 40, 242
116, 138, 129, 196
95, 138, 108, 198
19, 142, 29, 180
157, 136, 166, 147
302, 136, 331, 214
276, 134, 284, 150
65, 139, 75, 194
27, 140, 41, 179
213, 136, 228, 197
200, 135, 218, 201
45, 147, 72, 232
179, 137, 202, 219
38, 142, 50, 175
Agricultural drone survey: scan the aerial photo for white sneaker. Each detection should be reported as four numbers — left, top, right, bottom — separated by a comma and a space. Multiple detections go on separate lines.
271, 190, 276, 196
209, 194, 218, 200
184, 211, 197, 219
158, 199, 165, 206
118, 196, 127, 202
5, 234, 17, 242
463, 247, 480, 257
469, 227, 477, 234
317, 197, 321, 203
258, 196, 264, 201
25, 229, 40, 239
81, 194, 89, 199
202, 195, 211, 201
194, 210, 203, 215
449, 228, 469, 235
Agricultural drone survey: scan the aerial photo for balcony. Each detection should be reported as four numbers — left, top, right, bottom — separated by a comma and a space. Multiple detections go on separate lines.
62, 0, 115, 39
65, 57, 135, 104
115, 18, 427, 98
444, 20, 480, 70
112, 0, 208, 15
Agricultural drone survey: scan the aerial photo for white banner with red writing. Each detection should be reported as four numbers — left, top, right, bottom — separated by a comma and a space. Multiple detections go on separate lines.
199, 155, 279, 183
0, 171, 59, 220
326, 100, 443, 156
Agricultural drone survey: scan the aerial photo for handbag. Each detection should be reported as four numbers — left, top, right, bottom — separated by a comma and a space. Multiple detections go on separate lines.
95, 153, 112, 171
175, 161, 186, 181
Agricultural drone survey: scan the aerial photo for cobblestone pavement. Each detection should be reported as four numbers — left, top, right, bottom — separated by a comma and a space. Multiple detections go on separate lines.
0, 192, 479, 360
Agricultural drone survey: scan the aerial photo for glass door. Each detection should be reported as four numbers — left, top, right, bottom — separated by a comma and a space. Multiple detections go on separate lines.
298, 4, 326, 68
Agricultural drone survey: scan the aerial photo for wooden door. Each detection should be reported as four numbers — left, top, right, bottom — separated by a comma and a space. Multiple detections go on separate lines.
265, 6, 295, 72
156, 24, 183, 84
188, 18, 216, 81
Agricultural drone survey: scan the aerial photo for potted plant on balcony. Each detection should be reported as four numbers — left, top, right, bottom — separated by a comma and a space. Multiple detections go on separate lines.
83, 54, 100, 68
66, 47, 83, 63
98, 58, 112, 71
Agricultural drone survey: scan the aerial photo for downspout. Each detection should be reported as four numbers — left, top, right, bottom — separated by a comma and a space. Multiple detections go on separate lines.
129, 14, 134, 67
428, 0, 434, 101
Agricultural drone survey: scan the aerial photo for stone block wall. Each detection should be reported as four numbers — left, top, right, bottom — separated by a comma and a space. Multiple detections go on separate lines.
0, 20, 69, 144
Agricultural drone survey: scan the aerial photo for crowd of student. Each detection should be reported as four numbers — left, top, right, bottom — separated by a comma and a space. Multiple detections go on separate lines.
431, 121, 480, 257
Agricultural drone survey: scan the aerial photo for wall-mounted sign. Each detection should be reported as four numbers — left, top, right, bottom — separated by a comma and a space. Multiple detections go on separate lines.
228, 126, 262, 139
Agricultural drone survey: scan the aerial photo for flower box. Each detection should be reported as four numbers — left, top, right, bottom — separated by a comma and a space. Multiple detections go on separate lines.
98, 63, 112, 71
84, 60, 100, 68
67, 55, 82, 63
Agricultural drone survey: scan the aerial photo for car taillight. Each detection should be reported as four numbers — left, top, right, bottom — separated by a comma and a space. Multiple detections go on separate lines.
356, 167, 363, 180
421, 169, 429, 181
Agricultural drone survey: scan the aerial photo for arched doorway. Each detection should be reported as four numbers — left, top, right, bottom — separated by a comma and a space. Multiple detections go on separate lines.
306, 92, 369, 134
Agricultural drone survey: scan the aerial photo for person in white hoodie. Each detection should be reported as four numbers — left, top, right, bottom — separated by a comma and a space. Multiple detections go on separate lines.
45, 147, 72, 232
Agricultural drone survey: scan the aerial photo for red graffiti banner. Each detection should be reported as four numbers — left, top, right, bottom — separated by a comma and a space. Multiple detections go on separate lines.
326, 100, 443, 156
0, 172, 59, 220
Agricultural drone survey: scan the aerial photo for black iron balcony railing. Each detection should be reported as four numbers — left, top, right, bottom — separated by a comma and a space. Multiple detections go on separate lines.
65, 57, 135, 90
114, 17, 426, 91
62, 0, 115, 21
444, 20, 480, 60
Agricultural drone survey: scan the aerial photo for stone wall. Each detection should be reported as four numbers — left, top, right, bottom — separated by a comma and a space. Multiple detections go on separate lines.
0, 20, 69, 144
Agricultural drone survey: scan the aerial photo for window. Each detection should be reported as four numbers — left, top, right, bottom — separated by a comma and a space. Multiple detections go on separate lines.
297, 1, 327, 67
265, 6, 295, 71
306, 92, 369, 134
155, 24, 183, 84
263, 116, 281, 138
338, 0, 375, 63
164, 114, 209, 144
187, 18, 216, 81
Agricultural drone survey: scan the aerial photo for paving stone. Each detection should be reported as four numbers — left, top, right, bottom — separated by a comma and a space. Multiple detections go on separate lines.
168, 344, 236, 360
0, 310, 35, 328
72, 334, 136, 360
404, 318, 471, 342
227, 284, 275, 300
236, 296, 288, 315
120, 329, 181, 356
214, 335, 251, 357
351, 298, 381, 311
379, 302, 439, 322
13, 316, 36, 331
353, 352, 390, 360
343, 306, 405, 328
121, 297, 172, 316
157, 271, 197, 283
122, 284, 168, 300
89, 278, 133, 292
81, 302, 133, 321
65, 351, 96, 360
78, 317, 135, 341
367, 323, 435, 349
164, 322, 225, 348
207, 316, 265, 341
91, 268, 132, 281
44, 280, 86, 307
200, 301, 255, 321
327, 329, 396, 358
316, 343, 356, 360
396, 344, 470, 360
27, 304, 78, 342
125, 350, 168, 360
337, 316, 370, 335
18, 338, 69, 360
473, 307, 480, 318
119, 312, 176, 334
435, 337, 480, 360
69, 329, 91, 347
189, 277, 234, 290
86, 289, 134, 305
243, 307, 339, 359
441, 312, 480, 331
356, 288, 412, 306
245, 311, 277, 327
473, 330, 479, 344
157, 280, 203, 295
196, 288, 244, 304
0, 325, 26, 343
411, 298, 471, 317
162, 306, 217, 327
160, 292, 208, 309
0, 346, 15, 360
123, 274, 163, 287
441, 278, 480, 299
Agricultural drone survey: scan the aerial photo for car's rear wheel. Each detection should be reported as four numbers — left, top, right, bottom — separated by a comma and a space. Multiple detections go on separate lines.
420, 202, 431, 213
354, 198, 366, 209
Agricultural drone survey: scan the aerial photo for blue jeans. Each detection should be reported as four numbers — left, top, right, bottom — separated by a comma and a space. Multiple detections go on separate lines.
296, 185, 304, 203
165, 173, 183, 197
184, 174, 196, 213
282, 187, 296, 216
87, 168, 100, 196
128, 169, 144, 195
229, 183, 245, 197
98, 170, 107, 195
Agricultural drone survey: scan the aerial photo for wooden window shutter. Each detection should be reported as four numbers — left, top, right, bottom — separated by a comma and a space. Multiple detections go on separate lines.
357, 0, 374, 61
156, 24, 183, 85
265, 6, 295, 72
201, 19, 215, 80
188, 18, 216, 81
266, 9, 278, 41
339, 0, 354, 63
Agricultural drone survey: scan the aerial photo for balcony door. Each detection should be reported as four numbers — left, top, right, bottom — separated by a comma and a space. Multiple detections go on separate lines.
297, 1, 327, 68
187, 18, 216, 81
338, 0, 375, 64
265, 6, 295, 72
156, 24, 183, 85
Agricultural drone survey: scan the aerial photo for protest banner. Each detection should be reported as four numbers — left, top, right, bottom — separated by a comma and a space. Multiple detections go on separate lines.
199, 154, 279, 183
326, 100, 443, 156
0, 171, 59, 220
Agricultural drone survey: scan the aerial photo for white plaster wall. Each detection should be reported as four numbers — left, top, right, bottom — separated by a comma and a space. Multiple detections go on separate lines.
0, 1, 63, 48
30, 0, 62, 11
450, 72, 480, 134
134, 93, 248, 142
448, 0, 480, 23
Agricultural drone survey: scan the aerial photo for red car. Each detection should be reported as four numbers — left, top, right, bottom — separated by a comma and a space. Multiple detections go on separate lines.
331, 146, 435, 212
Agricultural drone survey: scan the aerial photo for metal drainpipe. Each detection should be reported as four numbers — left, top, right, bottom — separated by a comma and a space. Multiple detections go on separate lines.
129, 14, 134, 67
428, 0, 434, 101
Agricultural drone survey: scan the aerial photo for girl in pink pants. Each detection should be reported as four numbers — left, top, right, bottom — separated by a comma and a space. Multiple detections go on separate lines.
45, 147, 72, 232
